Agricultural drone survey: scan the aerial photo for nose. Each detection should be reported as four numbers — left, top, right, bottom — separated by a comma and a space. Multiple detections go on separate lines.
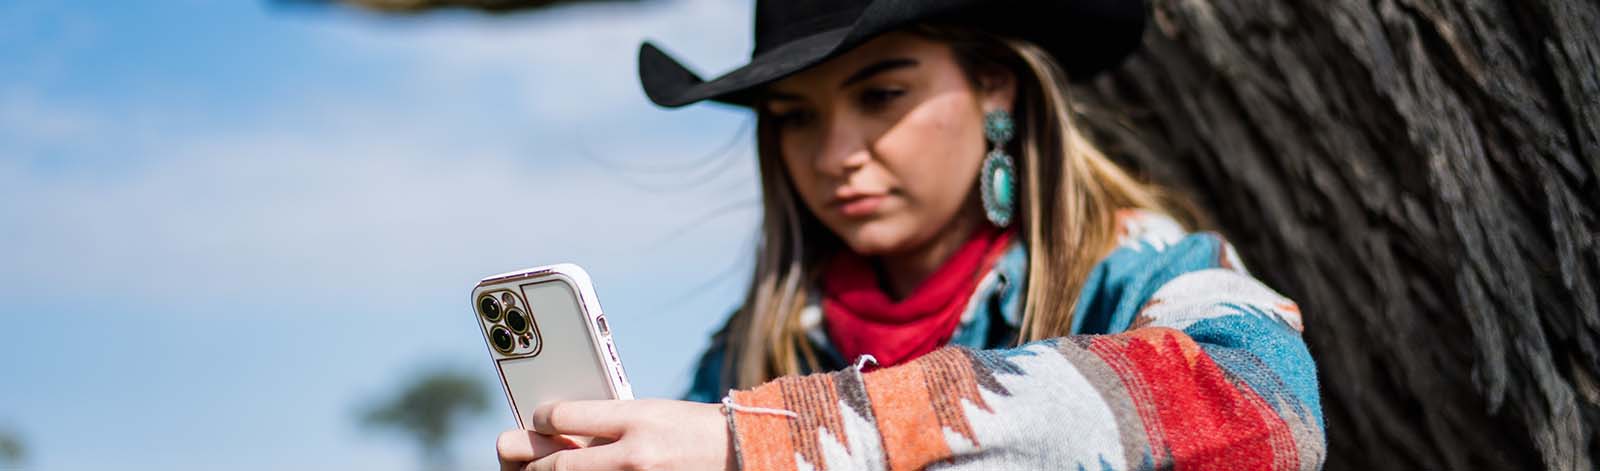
813, 112, 871, 178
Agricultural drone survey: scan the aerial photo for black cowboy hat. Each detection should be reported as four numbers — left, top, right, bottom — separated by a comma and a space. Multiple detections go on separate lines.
638, 0, 1147, 108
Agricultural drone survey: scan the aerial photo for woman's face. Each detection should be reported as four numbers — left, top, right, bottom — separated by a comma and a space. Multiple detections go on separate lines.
762, 32, 1014, 257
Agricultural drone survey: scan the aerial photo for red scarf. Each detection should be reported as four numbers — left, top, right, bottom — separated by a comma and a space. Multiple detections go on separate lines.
822, 224, 1015, 368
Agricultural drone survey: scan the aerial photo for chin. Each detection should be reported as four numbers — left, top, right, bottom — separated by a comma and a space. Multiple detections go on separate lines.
834, 218, 917, 256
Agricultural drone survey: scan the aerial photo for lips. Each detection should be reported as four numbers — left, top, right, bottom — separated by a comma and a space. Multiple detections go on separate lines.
830, 188, 889, 218
836, 194, 886, 217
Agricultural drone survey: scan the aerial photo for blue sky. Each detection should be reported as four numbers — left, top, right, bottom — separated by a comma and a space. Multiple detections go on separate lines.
0, 0, 762, 469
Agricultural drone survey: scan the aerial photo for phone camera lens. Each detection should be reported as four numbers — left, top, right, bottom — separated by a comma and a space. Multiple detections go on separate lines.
505, 309, 529, 333
490, 326, 514, 353
479, 296, 502, 321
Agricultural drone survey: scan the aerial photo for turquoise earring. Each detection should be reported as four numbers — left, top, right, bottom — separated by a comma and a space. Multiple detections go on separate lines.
981, 109, 1017, 227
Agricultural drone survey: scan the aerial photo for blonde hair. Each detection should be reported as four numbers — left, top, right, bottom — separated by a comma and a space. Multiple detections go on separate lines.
721, 25, 1197, 388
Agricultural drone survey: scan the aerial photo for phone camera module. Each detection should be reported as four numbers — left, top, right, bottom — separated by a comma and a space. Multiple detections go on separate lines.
505, 309, 529, 333
490, 326, 515, 353
478, 295, 503, 321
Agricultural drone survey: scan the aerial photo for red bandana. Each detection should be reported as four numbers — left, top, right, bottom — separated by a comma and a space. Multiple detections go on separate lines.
821, 224, 1016, 368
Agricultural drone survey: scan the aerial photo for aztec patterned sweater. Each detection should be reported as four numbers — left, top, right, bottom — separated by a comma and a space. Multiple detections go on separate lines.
690, 211, 1326, 470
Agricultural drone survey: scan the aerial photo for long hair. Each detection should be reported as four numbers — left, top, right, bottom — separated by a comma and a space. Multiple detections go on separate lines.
723, 24, 1198, 388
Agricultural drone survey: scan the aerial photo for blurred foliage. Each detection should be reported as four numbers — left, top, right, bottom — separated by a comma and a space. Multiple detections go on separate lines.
0, 429, 22, 465
360, 368, 490, 470
274, 0, 643, 14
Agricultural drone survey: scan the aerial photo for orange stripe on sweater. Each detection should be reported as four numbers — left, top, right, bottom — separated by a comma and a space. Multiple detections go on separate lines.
729, 382, 798, 470
779, 374, 846, 470
862, 357, 954, 471
920, 349, 984, 446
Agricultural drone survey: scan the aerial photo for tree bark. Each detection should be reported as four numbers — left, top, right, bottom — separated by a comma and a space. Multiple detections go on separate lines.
1070, 0, 1600, 469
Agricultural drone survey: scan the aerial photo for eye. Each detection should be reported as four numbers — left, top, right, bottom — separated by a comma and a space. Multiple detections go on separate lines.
858, 87, 905, 110
769, 108, 816, 129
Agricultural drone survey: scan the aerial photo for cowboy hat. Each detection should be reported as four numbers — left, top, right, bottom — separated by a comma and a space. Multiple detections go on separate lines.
638, 0, 1147, 108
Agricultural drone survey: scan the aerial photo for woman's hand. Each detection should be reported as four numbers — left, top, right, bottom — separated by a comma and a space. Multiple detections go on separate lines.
497, 431, 581, 471
496, 399, 733, 471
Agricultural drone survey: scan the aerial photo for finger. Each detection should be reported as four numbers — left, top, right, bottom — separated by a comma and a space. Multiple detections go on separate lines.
498, 429, 581, 468
527, 444, 633, 471
531, 400, 634, 438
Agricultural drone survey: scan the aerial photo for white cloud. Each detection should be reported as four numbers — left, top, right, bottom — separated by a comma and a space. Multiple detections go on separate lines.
0, 5, 770, 469
0, 87, 102, 146
0, 110, 760, 307
0, 0, 768, 310
306, 0, 756, 126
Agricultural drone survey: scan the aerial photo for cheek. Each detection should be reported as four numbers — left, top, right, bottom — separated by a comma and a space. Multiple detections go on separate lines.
875, 93, 985, 208
779, 129, 817, 166
778, 145, 827, 211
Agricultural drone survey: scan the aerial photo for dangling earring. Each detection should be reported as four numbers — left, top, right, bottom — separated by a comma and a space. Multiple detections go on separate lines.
980, 109, 1017, 228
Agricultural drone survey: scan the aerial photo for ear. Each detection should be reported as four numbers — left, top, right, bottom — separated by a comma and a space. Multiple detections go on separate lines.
975, 65, 1017, 114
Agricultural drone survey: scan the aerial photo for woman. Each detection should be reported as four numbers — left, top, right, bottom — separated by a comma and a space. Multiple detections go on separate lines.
500, 1, 1326, 469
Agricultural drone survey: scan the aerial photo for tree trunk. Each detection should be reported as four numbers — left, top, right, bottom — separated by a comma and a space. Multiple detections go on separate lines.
1070, 0, 1600, 469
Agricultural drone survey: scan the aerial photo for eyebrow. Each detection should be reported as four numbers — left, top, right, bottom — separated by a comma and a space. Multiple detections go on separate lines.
841, 58, 919, 87
765, 57, 921, 103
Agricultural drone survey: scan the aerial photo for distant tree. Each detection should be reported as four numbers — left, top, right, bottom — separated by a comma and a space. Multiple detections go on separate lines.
0, 430, 22, 465
361, 368, 491, 471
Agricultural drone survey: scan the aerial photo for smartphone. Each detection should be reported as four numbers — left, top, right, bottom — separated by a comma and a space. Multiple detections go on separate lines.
471, 263, 632, 431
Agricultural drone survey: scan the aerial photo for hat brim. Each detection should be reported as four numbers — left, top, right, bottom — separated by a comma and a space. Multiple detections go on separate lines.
640, 28, 852, 108
639, 0, 1147, 108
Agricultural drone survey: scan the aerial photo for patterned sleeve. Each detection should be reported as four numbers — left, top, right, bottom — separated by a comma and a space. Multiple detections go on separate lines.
724, 234, 1326, 470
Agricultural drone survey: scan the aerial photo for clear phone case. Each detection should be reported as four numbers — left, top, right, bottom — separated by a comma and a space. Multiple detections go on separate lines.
471, 263, 632, 430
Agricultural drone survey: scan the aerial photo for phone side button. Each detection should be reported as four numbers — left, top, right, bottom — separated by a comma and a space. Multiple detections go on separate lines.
596, 316, 610, 335
606, 342, 629, 387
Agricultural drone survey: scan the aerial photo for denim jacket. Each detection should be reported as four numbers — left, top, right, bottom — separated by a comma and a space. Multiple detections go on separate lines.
692, 212, 1326, 469
684, 211, 1208, 403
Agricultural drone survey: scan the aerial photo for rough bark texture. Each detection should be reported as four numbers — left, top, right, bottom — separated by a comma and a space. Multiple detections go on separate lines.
1069, 0, 1600, 469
